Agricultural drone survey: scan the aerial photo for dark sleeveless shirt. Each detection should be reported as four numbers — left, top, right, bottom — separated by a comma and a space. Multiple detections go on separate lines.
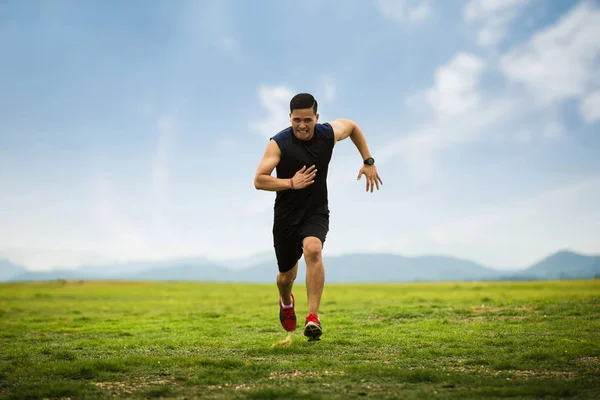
270, 123, 335, 225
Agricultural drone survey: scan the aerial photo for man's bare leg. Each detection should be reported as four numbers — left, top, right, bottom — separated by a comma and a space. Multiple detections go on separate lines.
302, 237, 325, 315
277, 262, 298, 306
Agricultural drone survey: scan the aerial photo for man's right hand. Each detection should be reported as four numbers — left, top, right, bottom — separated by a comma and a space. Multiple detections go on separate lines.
291, 165, 317, 190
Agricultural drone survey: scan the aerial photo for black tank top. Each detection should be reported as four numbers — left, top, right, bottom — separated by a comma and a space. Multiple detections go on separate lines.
270, 123, 335, 224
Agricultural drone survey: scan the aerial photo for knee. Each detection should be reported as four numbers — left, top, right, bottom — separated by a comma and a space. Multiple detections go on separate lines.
278, 267, 297, 286
303, 239, 322, 265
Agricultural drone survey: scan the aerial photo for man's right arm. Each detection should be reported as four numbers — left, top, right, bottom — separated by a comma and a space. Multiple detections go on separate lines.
254, 139, 292, 191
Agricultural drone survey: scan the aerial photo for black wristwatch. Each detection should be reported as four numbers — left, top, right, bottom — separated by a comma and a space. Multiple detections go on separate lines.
364, 157, 375, 165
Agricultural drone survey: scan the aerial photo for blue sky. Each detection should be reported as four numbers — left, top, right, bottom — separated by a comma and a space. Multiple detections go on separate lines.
1, 0, 599, 271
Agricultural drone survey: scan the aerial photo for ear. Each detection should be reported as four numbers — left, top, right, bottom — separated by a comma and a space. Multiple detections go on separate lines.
315, 112, 319, 122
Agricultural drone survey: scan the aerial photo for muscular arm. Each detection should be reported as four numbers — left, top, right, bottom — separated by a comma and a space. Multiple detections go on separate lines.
253, 139, 292, 191
330, 118, 382, 192
329, 118, 373, 161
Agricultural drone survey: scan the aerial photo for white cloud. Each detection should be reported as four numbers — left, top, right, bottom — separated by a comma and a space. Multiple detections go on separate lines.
385, 51, 492, 178
218, 36, 239, 56
324, 174, 600, 269
464, 0, 529, 22
152, 116, 175, 229
426, 52, 486, 117
464, 0, 531, 46
379, 95, 519, 179
90, 172, 157, 262
376, 0, 432, 24
186, 0, 241, 58
500, 1, 600, 107
387, 1, 600, 178
0, 247, 115, 271
322, 76, 336, 103
251, 85, 295, 138
542, 120, 564, 139
512, 120, 564, 143
580, 90, 600, 123
516, 129, 532, 143
421, 176, 600, 268
407, 2, 431, 23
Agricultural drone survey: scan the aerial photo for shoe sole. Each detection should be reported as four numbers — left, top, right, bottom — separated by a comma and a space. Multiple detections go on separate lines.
304, 322, 322, 341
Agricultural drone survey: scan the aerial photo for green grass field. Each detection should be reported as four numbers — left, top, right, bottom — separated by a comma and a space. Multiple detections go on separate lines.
1, 280, 599, 399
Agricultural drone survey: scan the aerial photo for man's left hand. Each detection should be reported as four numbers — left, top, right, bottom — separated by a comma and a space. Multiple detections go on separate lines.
357, 165, 383, 193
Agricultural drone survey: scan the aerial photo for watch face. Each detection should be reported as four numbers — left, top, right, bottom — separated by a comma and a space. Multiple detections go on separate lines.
365, 158, 374, 165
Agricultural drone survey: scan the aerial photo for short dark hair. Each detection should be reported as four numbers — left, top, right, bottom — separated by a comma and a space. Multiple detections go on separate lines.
290, 93, 318, 114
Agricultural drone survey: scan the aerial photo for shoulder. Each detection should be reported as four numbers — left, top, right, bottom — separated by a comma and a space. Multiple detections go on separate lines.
270, 126, 294, 149
327, 118, 356, 142
270, 126, 293, 141
315, 122, 334, 140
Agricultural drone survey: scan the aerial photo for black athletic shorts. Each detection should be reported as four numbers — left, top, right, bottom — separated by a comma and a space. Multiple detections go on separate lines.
272, 212, 329, 273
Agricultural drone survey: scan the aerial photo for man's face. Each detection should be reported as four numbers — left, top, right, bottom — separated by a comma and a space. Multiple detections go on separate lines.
290, 108, 319, 141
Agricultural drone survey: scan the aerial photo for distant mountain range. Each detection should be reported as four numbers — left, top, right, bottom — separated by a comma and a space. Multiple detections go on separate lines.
1, 250, 599, 283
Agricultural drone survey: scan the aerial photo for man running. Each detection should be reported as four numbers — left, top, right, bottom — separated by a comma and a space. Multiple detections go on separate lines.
253, 93, 382, 341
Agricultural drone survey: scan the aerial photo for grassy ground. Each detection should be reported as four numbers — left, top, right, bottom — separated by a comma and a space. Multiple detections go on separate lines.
0, 279, 599, 399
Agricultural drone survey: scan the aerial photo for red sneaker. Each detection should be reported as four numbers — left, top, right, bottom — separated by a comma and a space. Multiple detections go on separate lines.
279, 294, 296, 332
304, 313, 322, 341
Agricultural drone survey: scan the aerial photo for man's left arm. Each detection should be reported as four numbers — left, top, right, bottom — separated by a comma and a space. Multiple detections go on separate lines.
329, 118, 383, 193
